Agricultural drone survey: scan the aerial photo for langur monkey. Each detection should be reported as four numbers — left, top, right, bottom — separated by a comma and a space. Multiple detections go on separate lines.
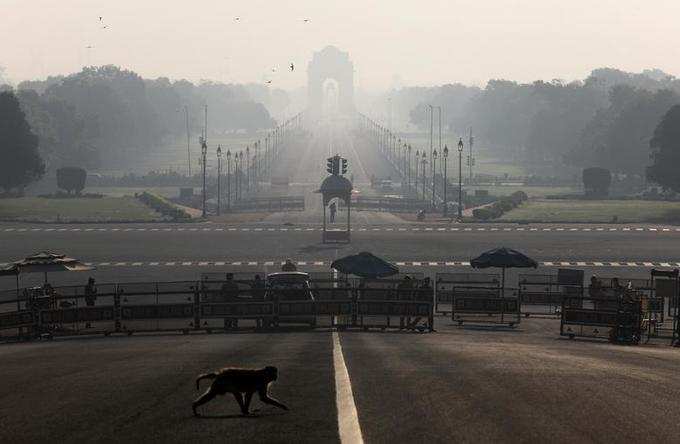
193, 366, 289, 416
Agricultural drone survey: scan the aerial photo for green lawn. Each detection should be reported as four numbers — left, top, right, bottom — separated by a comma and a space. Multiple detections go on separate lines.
0, 197, 162, 223
501, 199, 680, 223
469, 186, 579, 198
87, 187, 181, 199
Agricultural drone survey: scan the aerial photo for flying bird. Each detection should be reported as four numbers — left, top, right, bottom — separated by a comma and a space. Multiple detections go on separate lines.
272, 68, 277, 72
290, 63, 294, 71
265, 80, 272, 84
303, 19, 311, 23
85, 45, 94, 49
234, 17, 240, 21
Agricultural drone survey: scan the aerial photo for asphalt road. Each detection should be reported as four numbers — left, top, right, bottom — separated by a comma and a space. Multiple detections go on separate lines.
2, 318, 680, 443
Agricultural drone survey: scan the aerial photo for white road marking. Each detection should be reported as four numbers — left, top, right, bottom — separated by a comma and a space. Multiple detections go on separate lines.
13, 257, 678, 269
332, 331, 364, 444
11, 224, 680, 234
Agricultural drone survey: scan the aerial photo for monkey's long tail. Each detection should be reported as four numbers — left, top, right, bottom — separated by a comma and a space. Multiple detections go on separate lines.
196, 372, 217, 390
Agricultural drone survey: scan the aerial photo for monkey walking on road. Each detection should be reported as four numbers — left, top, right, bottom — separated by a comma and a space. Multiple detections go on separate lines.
193, 366, 289, 416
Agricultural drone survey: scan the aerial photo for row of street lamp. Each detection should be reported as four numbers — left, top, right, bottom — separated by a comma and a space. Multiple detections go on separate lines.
358, 113, 465, 220
198, 112, 304, 217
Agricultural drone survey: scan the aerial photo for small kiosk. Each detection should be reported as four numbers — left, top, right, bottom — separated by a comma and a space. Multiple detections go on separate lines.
319, 173, 352, 244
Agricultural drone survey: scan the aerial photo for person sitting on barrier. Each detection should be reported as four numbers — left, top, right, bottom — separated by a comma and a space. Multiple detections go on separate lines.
397, 276, 413, 300
588, 275, 603, 298
396, 276, 413, 329
252, 274, 265, 300
85, 277, 97, 307
420, 277, 434, 303
221, 274, 240, 330
281, 259, 297, 272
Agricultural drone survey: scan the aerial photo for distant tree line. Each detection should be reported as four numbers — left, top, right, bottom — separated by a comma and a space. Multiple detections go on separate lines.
7, 65, 277, 171
402, 68, 680, 178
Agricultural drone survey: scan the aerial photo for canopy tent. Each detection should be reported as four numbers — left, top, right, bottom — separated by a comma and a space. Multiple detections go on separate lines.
470, 247, 538, 295
2, 251, 95, 284
330, 251, 399, 279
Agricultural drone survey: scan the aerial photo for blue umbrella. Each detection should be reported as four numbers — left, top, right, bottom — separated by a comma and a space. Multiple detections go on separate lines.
331, 252, 399, 278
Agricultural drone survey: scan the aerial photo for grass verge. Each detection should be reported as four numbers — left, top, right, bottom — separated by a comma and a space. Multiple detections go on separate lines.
0, 197, 162, 223
500, 199, 680, 223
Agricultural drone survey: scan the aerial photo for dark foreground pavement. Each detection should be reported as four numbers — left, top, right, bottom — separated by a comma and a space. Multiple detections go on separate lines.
2, 317, 680, 443
0, 332, 337, 443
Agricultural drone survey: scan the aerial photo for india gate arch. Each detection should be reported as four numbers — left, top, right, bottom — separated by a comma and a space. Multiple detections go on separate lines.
308, 46, 355, 117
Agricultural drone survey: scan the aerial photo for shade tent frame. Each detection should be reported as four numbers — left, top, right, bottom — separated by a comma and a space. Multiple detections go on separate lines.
1, 252, 95, 310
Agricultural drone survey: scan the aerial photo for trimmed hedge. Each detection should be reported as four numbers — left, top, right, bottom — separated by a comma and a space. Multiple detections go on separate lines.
138, 191, 191, 221
473, 191, 528, 220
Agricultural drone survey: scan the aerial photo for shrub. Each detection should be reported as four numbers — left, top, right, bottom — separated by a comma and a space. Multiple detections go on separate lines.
472, 190, 528, 220
138, 191, 191, 221
56, 167, 87, 194
472, 207, 495, 220
583, 167, 611, 198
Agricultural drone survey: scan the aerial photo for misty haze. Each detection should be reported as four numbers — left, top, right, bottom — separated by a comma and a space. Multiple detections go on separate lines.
1, 1, 680, 443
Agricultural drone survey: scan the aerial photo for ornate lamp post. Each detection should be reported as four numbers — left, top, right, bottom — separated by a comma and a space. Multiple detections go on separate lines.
200, 136, 207, 218
421, 152, 427, 201
216, 145, 222, 216
415, 150, 420, 196
253, 153, 258, 192
246, 145, 250, 194
442, 145, 449, 216
238, 151, 244, 200
226, 149, 232, 210
432, 149, 438, 209
458, 138, 464, 220
234, 151, 241, 202
265, 135, 270, 177
407, 144, 412, 191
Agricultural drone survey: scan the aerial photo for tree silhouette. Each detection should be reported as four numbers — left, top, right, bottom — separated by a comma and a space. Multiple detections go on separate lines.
0, 91, 45, 192
647, 105, 680, 192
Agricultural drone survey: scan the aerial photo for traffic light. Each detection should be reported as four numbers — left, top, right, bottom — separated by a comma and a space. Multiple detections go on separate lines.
327, 157, 335, 174
341, 158, 348, 175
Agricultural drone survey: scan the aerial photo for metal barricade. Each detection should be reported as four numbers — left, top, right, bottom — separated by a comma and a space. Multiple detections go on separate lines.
561, 296, 642, 343
356, 286, 433, 331
0, 274, 436, 340
518, 273, 583, 317
435, 273, 500, 315
451, 286, 520, 327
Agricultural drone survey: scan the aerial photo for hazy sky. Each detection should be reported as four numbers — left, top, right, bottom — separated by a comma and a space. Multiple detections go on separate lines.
2, 0, 680, 90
